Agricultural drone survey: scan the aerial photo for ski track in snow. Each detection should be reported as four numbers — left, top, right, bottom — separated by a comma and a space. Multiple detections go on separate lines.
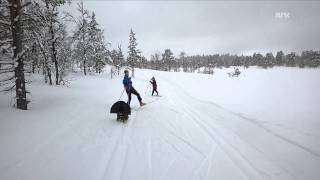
158, 73, 319, 180
194, 98, 320, 158
0, 68, 320, 180
160, 76, 267, 180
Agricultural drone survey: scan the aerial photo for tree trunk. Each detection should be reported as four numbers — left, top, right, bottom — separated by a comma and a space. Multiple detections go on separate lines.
81, 5, 87, 76
50, 6, 59, 84
43, 66, 48, 83
32, 62, 35, 73
82, 37, 87, 75
45, 1, 59, 85
9, 0, 27, 110
52, 39, 59, 84
83, 57, 86, 75
47, 66, 52, 85
50, 24, 59, 84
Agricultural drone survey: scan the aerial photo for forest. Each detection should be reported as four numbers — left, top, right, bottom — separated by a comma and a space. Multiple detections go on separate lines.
1, 0, 319, 110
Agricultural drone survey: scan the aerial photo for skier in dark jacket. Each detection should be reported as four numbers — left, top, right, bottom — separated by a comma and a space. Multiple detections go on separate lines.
123, 70, 145, 106
150, 77, 158, 96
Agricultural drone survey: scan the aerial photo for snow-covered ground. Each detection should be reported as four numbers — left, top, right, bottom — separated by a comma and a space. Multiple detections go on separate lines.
0, 67, 320, 180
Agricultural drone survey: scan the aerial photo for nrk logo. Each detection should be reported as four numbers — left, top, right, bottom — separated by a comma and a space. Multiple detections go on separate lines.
275, 12, 290, 19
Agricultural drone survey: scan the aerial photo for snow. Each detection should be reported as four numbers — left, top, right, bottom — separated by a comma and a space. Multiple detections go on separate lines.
0, 67, 320, 180
14, 15, 20, 22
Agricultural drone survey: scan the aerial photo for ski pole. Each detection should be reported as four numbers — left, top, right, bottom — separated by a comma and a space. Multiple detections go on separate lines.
118, 89, 125, 101
144, 82, 151, 95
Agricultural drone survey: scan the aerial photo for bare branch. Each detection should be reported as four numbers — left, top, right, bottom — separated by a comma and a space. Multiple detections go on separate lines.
0, 69, 14, 74
1, 84, 15, 92
0, 19, 11, 26
0, 75, 15, 83
0, 38, 13, 46
0, 61, 14, 65
21, 2, 31, 9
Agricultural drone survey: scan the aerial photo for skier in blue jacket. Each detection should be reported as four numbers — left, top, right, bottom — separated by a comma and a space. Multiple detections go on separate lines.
123, 70, 145, 106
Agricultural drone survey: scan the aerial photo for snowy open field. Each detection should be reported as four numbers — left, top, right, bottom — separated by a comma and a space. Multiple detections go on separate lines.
0, 67, 320, 180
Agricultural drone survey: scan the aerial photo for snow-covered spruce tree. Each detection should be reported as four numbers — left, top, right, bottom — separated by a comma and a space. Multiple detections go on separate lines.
70, 1, 91, 75
265, 52, 275, 68
285, 52, 296, 67
117, 44, 125, 67
243, 56, 250, 68
136, 49, 143, 69
275, 51, 285, 66
127, 28, 141, 75
140, 56, 147, 69
69, 6, 108, 75
295, 54, 305, 68
87, 12, 108, 74
110, 44, 125, 75
301, 50, 320, 68
179, 51, 187, 72
110, 49, 118, 65
232, 55, 241, 67
253, 52, 264, 67
314, 51, 320, 67
162, 49, 174, 71
150, 52, 161, 70
172, 57, 179, 72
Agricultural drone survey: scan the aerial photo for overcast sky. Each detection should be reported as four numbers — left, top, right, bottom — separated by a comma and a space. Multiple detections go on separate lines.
61, 1, 320, 58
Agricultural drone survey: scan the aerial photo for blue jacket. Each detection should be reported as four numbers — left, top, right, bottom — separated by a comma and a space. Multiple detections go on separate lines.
123, 74, 132, 90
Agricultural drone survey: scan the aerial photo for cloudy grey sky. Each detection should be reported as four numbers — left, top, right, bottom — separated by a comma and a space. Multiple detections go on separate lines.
61, 1, 320, 58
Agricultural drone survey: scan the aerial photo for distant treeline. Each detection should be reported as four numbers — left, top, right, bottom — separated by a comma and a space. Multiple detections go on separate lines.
132, 50, 320, 72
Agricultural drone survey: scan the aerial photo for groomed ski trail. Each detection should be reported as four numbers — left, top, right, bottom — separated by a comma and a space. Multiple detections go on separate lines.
1, 69, 320, 180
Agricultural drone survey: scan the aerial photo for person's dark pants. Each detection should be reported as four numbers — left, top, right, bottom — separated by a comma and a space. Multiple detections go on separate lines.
126, 87, 142, 105
152, 86, 158, 96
